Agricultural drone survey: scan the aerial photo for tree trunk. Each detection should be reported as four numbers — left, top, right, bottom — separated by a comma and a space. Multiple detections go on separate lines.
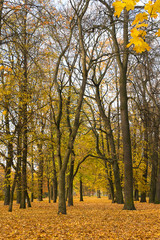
47, 179, 51, 203
97, 190, 101, 198
9, 171, 17, 212
140, 111, 149, 202
52, 154, 57, 203
37, 143, 43, 201
58, 170, 66, 214
120, 72, 135, 210
134, 189, 139, 201
95, 86, 123, 204
150, 121, 158, 203
80, 178, 83, 201
68, 152, 74, 206
154, 122, 160, 204
4, 106, 13, 205
20, 0, 28, 209
31, 143, 34, 202
104, 161, 115, 203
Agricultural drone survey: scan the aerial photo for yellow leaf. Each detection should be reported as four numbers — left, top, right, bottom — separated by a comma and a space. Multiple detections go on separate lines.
112, 1, 125, 17
132, 12, 148, 25
123, 0, 136, 11
144, 0, 158, 18
0, 66, 4, 71
155, 29, 160, 37
135, 23, 148, 28
2, 110, 7, 115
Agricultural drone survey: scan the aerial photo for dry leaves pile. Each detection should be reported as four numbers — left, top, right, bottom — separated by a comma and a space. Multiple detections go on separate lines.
0, 197, 160, 240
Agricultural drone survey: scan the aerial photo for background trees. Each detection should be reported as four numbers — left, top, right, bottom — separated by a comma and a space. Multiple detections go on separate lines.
0, 0, 159, 214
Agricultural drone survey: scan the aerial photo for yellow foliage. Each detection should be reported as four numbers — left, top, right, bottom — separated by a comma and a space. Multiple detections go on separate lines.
112, 1, 125, 17
156, 29, 160, 36
132, 12, 148, 25
113, 0, 139, 17
113, 0, 160, 52
2, 110, 7, 115
144, 0, 160, 18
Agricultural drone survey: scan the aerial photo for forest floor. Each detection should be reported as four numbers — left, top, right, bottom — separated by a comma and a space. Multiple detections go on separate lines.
0, 197, 160, 240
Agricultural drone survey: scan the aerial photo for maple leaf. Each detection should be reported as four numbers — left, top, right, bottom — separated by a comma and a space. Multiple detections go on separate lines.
144, 0, 158, 18
132, 12, 148, 25
112, 1, 125, 17
113, 0, 139, 17
123, 0, 138, 11
127, 28, 151, 53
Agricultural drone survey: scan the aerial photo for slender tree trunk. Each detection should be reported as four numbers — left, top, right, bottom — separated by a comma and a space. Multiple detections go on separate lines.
58, 170, 66, 214
95, 86, 123, 204
68, 152, 75, 206
4, 104, 13, 205
37, 143, 43, 201
20, 1, 28, 209
134, 189, 139, 201
104, 161, 115, 203
140, 111, 149, 202
9, 171, 17, 212
97, 190, 101, 198
52, 152, 57, 203
154, 122, 160, 204
150, 121, 158, 203
31, 143, 34, 202
53, 177, 58, 203
50, 110, 57, 203
80, 178, 83, 201
47, 178, 51, 203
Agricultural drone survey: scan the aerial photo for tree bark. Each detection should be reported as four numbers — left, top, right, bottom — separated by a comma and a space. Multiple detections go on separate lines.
80, 178, 83, 201
68, 152, 75, 206
20, 0, 28, 209
95, 86, 123, 204
58, 170, 66, 214
149, 119, 158, 203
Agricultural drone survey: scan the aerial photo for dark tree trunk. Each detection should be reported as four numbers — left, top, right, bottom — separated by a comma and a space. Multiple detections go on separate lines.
105, 161, 115, 203
37, 143, 43, 201
50, 114, 57, 203
58, 170, 66, 214
31, 144, 34, 202
99, 0, 135, 211
52, 157, 57, 203
140, 112, 149, 203
154, 121, 160, 204
155, 172, 160, 204
68, 152, 75, 206
26, 191, 31, 207
80, 178, 83, 201
4, 108, 13, 205
53, 173, 57, 203
120, 72, 135, 210
9, 171, 17, 212
95, 86, 123, 204
134, 189, 139, 201
97, 190, 101, 198
140, 192, 147, 202
150, 121, 158, 203
20, 1, 28, 209
47, 179, 51, 203
149, 161, 157, 203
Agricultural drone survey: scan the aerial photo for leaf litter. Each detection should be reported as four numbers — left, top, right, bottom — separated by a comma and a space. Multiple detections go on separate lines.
0, 197, 160, 239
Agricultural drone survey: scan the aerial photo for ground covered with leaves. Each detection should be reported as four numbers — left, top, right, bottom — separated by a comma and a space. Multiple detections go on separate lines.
0, 197, 160, 239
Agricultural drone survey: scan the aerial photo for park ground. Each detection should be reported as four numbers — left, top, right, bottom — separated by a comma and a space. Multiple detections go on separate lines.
0, 197, 160, 240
